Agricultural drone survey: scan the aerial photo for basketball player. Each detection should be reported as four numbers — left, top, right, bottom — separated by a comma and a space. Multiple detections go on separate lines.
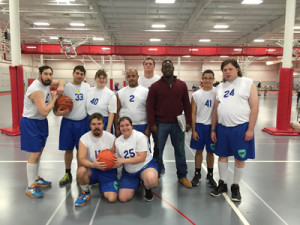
21, 66, 65, 198
138, 57, 164, 174
114, 117, 158, 202
147, 60, 192, 188
86, 69, 116, 132
75, 113, 118, 206
210, 59, 258, 202
54, 65, 90, 186
114, 69, 149, 137
190, 70, 217, 188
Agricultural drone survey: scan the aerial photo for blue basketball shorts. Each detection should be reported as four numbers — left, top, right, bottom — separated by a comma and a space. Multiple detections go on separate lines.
133, 124, 147, 134
20, 117, 48, 152
89, 168, 118, 193
59, 117, 89, 150
190, 123, 215, 153
215, 123, 255, 161
119, 158, 158, 190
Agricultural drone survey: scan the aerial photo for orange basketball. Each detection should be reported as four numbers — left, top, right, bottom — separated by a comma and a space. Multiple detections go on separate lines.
97, 149, 115, 170
54, 96, 73, 111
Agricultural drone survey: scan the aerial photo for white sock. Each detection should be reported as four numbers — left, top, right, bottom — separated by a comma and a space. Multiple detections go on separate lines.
80, 185, 90, 193
233, 166, 244, 184
36, 159, 40, 178
27, 163, 38, 187
218, 161, 228, 181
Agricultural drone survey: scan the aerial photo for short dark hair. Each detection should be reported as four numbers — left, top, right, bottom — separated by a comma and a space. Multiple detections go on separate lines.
95, 69, 107, 79
143, 57, 155, 66
202, 69, 214, 77
221, 59, 242, 77
118, 116, 133, 128
162, 59, 173, 66
39, 66, 53, 74
73, 65, 86, 75
89, 113, 104, 124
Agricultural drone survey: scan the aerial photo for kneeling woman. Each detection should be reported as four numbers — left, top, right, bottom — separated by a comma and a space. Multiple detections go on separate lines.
114, 117, 158, 202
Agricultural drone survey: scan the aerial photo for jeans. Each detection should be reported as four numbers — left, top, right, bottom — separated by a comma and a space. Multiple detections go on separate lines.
157, 122, 188, 179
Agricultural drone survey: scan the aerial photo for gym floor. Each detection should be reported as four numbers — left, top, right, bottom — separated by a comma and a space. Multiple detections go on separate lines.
0, 92, 298, 225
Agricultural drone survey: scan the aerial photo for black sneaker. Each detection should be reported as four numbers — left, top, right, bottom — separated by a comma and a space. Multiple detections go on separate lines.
191, 173, 201, 187
210, 180, 228, 197
144, 188, 154, 202
231, 184, 241, 202
206, 174, 217, 188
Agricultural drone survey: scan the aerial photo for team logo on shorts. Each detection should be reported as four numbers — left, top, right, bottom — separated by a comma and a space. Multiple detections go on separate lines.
113, 181, 119, 191
238, 149, 246, 158
210, 143, 215, 151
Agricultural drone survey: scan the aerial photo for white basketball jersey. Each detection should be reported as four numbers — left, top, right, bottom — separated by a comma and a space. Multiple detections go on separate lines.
23, 79, 50, 120
80, 131, 115, 162
192, 88, 216, 125
63, 82, 90, 120
118, 85, 148, 125
115, 130, 152, 173
138, 74, 160, 89
216, 77, 253, 127
86, 87, 117, 117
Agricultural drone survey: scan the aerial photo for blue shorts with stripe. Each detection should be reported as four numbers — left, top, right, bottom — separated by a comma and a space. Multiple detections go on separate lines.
59, 117, 89, 150
20, 117, 48, 152
190, 123, 215, 153
215, 123, 255, 161
89, 168, 118, 193
119, 158, 158, 190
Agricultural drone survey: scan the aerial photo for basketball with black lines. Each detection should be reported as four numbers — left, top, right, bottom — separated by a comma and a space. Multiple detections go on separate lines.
97, 149, 115, 170
54, 96, 73, 111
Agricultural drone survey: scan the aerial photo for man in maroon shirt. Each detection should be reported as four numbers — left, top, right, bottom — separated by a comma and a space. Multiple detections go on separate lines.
147, 60, 192, 188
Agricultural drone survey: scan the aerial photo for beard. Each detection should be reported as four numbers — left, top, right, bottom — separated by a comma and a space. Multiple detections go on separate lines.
92, 128, 101, 137
41, 77, 51, 86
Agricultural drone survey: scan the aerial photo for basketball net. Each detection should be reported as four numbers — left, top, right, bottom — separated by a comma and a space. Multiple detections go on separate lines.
0, 41, 11, 61
59, 38, 89, 59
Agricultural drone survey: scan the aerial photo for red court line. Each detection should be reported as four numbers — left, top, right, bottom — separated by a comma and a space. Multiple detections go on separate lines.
153, 192, 196, 225
0, 92, 11, 96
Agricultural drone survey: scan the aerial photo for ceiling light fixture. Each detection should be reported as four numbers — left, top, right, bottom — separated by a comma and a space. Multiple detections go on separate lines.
294, 26, 300, 29
266, 61, 273, 65
34, 22, 50, 26
156, 0, 175, 3
199, 39, 211, 42
93, 37, 104, 41
183, 55, 191, 58
150, 38, 161, 42
254, 39, 265, 42
213, 25, 229, 29
152, 24, 166, 28
49, 36, 59, 40
70, 22, 85, 27
241, 0, 263, 5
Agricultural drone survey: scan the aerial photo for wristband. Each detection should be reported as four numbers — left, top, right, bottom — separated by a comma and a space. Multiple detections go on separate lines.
210, 129, 216, 133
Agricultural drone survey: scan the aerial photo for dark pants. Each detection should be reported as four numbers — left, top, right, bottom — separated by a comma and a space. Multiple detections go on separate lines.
157, 122, 188, 179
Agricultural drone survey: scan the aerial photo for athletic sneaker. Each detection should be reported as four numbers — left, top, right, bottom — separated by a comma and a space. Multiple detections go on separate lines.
206, 174, 217, 188
35, 176, 52, 187
210, 180, 228, 197
59, 173, 72, 186
144, 188, 154, 202
25, 184, 43, 198
191, 173, 201, 187
75, 191, 91, 207
231, 184, 241, 202
178, 177, 192, 188
160, 167, 166, 174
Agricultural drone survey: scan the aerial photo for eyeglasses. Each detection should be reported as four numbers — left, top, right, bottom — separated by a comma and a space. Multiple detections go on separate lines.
202, 77, 214, 80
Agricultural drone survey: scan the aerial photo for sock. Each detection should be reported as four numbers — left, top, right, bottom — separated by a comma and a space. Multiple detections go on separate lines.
195, 168, 201, 176
80, 184, 90, 193
233, 166, 244, 185
66, 169, 71, 176
36, 158, 40, 179
27, 163, 38, 187
218, 161, 228, 181
207, 168, 213, 177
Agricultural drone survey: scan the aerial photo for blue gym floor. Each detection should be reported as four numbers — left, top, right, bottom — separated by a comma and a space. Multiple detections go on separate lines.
0, 93, 298, 225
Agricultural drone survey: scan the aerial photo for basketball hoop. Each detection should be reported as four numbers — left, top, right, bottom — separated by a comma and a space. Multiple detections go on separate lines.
59, 37, 89, 59
1, 41, 11, 61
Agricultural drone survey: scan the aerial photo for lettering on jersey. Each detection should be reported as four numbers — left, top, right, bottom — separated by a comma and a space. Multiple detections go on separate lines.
224, 89, 235, 98
75, 93, 84, 101
124, 148, 135, 158
205, 99, 212, 108
90, 98, 99, 105
129, 95, 135, 102
45, 93, 50, 104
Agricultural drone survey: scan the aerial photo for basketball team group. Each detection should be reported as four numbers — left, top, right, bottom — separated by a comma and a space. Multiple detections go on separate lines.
20, 57, 258, 206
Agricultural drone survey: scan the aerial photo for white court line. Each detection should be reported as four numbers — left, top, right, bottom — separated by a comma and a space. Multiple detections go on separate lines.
89, 198, 101, 225
186, 144, 250, 225
45, 182, 76, 225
